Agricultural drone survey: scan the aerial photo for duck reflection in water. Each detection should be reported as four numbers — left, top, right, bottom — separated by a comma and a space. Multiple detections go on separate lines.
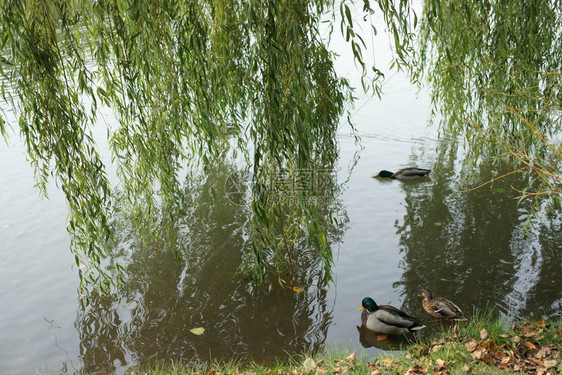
359, 297, 425, 341
357, 325, 413, 351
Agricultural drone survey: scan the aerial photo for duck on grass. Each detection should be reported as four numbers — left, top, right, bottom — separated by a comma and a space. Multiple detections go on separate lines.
418, 289, 468, 321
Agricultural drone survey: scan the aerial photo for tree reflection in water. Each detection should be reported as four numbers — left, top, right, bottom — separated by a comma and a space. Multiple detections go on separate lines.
394, 145, 562, 330
75, 160, 346, 374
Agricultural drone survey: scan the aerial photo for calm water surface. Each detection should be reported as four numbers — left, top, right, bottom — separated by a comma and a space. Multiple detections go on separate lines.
1, 11, 561, 375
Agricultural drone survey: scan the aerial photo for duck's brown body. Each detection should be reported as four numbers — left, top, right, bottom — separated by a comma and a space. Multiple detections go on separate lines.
418, 289, 468, 321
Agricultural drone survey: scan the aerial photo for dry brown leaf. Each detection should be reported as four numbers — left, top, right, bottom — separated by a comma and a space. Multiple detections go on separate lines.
431, 344, 443, 353
472, 347, 491, 363
542, 359, 557, 368
345, 352, 356, 366
525, 341, 537, 351
315, 367, 327, 374
207, 370, 217, 375
381, 358, 394, 367
453, 324, 459, 337
466, 340, 478, 352
369, 370, 381, 375
472, 348, 485, 360
405, 364, 428, 375
480, 328, 488, 340
331, 366, 346, 374
435, 358, 446, 370
462, 364, 471, 373
535, 346, 551, 359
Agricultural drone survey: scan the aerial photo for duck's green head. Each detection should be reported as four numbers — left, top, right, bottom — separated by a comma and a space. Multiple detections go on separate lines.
360, 297, 379, 312
373, 170, 394, 178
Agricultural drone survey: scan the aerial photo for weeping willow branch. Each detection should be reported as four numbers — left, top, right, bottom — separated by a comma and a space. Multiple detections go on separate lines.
0, 0, 355, 293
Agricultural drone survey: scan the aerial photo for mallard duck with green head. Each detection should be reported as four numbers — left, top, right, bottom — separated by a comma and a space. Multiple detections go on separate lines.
418, 289, 468, 321
359, 297, 426, 340
373, 168, 431, 180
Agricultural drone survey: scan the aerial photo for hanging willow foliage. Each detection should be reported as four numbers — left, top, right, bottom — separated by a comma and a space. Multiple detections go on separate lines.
371, 0, 562, 208
0, 0, 360, 291
3, 0, 560, 292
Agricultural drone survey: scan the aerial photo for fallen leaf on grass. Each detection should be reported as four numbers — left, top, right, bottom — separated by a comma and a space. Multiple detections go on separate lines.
302, 357, 316, 373
381, 358, 394, 368
542, 359, 557, 368
345, 352, 356, 368
535, 345, 553, 359
480, 328, 488, 340
190, 327, 205, 335
525, 341, 537, 351
500, 355, 511, 366
331, 365, 346, 374
431, 344, 444, 353
434, 358, 446, 370
466, 340, 478, 352
405, 364, 428, 374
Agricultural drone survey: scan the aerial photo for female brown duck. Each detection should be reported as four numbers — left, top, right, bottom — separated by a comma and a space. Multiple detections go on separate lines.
418, 289, 468, 321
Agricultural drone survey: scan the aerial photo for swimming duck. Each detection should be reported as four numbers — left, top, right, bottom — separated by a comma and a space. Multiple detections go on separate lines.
373, 168, 431, 180
359, 297, 426, 339
418, 289, 468, 321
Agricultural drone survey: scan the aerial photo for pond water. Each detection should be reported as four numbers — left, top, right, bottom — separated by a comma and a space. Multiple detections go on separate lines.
1, 8, 561, 375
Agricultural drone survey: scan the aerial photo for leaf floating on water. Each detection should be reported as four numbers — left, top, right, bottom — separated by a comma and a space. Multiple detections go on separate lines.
1, 224, 11, 228
433, 222, 442, 226
286, 285, 304, 292
190, 327, 205, 336
79, 264, 87, 269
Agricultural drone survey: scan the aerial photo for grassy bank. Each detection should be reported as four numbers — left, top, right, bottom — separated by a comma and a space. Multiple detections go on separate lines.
134, 313, 561, 375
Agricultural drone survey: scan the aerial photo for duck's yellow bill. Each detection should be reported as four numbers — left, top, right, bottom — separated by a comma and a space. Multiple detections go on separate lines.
358, 306, 364, 311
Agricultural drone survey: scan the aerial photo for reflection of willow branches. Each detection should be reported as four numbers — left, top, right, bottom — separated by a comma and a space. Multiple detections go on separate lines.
394, 143, 561, 326
76, 159, 342, 374
245, 164, 348, 284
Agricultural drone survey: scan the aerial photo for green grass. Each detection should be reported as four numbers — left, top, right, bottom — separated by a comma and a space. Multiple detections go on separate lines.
133, 314, 561, 374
